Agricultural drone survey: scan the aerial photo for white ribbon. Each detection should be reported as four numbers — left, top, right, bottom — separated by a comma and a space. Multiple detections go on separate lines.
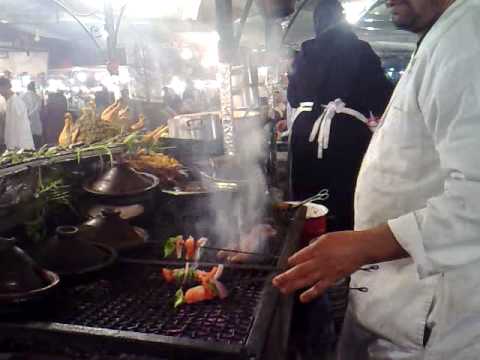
309, 98, 369, 159
282, 101, 314, 140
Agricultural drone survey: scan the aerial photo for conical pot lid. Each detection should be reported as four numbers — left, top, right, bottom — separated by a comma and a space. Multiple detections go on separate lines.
80, 209, 146, 251
85, 162, 158, 196
0, 237, 47, 294
35, 226, 109, 274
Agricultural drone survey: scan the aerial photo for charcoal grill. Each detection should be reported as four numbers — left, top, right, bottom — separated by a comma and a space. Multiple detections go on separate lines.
0, 209, 305, 360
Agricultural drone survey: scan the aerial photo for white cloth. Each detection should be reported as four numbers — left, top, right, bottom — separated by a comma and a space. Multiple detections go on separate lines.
4, 94, 35, 150
21, 91, 42, 136
308, 98, 369, 159
345, 0, 480, 359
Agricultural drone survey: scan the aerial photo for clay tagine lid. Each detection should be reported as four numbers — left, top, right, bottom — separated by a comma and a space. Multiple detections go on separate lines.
80, 209, 147, 251
35, 226, 110, 275
87, 204, 144, 220
84, 162, 159, 196
0, 237, 46, 294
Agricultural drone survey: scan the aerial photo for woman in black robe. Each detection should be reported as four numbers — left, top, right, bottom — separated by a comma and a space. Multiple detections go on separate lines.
287, 0, 394, 231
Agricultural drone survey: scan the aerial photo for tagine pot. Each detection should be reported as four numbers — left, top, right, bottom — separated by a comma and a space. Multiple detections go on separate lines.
0, 237, 46, 294
83, 162, 159, 197
35, 226, 115, 276
79, 209, 148, 252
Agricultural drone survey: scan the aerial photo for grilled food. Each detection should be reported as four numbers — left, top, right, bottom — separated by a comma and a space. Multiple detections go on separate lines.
130, 114, 145, 131
127, 152, 184, 189
166, 264, 228, 307
58, 102, 120, 146
164, 235, 207, 261
58, 113, 74, 148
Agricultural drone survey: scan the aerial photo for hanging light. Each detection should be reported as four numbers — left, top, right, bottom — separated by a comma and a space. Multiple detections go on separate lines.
34, 29, 41, 42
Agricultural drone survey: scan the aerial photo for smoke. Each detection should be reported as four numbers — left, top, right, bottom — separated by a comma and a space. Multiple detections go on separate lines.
208, 114, 269, 255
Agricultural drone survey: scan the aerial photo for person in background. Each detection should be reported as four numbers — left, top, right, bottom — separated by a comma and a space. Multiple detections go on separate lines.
44, 90, 68, 145
287, 0, 393, 231
0, 77, 34, 150
162, 86, 181, 114
95, 85, 114, 114
21, 81, 43, 148
284, 1, 393, 358
0, 95, 6, 150
274, 0, 480, 359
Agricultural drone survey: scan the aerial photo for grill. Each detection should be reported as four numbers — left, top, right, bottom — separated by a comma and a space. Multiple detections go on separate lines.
52, 263, 268, 344
0, 209, 306, 360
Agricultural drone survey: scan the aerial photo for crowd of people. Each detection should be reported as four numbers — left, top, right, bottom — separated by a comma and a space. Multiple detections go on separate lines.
0, 75, 221, 151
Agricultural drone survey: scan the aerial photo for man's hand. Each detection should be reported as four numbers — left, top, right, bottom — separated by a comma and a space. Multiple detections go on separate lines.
272, 224, 408, 303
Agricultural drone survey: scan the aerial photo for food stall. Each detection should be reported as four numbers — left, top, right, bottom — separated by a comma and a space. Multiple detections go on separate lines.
0, 97, 306, 359
0, 0, 416, 358
0, 1, 308, 358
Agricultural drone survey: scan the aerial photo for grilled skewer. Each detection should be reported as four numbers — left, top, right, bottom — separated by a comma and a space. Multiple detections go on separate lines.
202, 246, 279, 260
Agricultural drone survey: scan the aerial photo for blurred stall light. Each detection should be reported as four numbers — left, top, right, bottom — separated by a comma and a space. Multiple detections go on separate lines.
194, 80, 204, 90
21, 75, 31, 88
118, 67, 131, 84
258, 66, 269, 79
200, 33, 220, 68
116, 0, 201, 19
91, 86, 103, 92
194, 80, 218, 90
71, 86, 80, 93
94, 72, 105, 82
194, 79, 220, 90
76, 72, 88, 83
169, 76, 186, 95
181, 48, 193, 60
34, 29, 40, 42
47, 79, 66, 93
0, 19, 8, 24
182, 31, 219, 44
11, 79, 23, 93
198, 80, 217, 90
343, 0, 371, 24
181, 0, 202, 20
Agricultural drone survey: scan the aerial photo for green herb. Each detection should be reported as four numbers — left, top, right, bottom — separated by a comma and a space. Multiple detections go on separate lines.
174, 288, 184, 308
25, 170, 75, 242
164, 237, 177, 257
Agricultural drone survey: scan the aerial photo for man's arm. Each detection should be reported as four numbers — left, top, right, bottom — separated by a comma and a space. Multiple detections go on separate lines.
273, 225, 408, 303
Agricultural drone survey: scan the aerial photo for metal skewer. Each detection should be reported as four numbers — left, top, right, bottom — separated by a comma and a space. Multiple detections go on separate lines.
202, 246, 279, 259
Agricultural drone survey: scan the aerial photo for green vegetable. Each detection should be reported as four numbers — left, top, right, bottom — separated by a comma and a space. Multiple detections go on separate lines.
164, 237, 177, 257
173, 268, 196, 283
207, 282, 218, 297
174, 288, 184, 308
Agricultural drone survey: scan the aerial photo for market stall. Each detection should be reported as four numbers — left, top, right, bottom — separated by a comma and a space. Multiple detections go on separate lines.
0, 0, 417, 359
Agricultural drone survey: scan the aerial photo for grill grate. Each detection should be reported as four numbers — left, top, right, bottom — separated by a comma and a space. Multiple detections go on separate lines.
48, 263, 269, 345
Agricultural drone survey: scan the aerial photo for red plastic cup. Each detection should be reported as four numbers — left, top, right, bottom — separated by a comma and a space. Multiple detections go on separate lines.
287, 202, 329, 246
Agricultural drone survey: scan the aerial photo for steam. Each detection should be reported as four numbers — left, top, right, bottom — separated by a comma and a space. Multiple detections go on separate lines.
209, 114, 269, 255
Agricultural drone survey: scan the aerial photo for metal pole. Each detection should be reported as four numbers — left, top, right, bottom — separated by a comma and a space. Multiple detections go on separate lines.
281, 0, 311, 44
234, 0, 254, 49
104, 0, 116, 61
49, 0, 102, 50
215, 0, 234, 63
